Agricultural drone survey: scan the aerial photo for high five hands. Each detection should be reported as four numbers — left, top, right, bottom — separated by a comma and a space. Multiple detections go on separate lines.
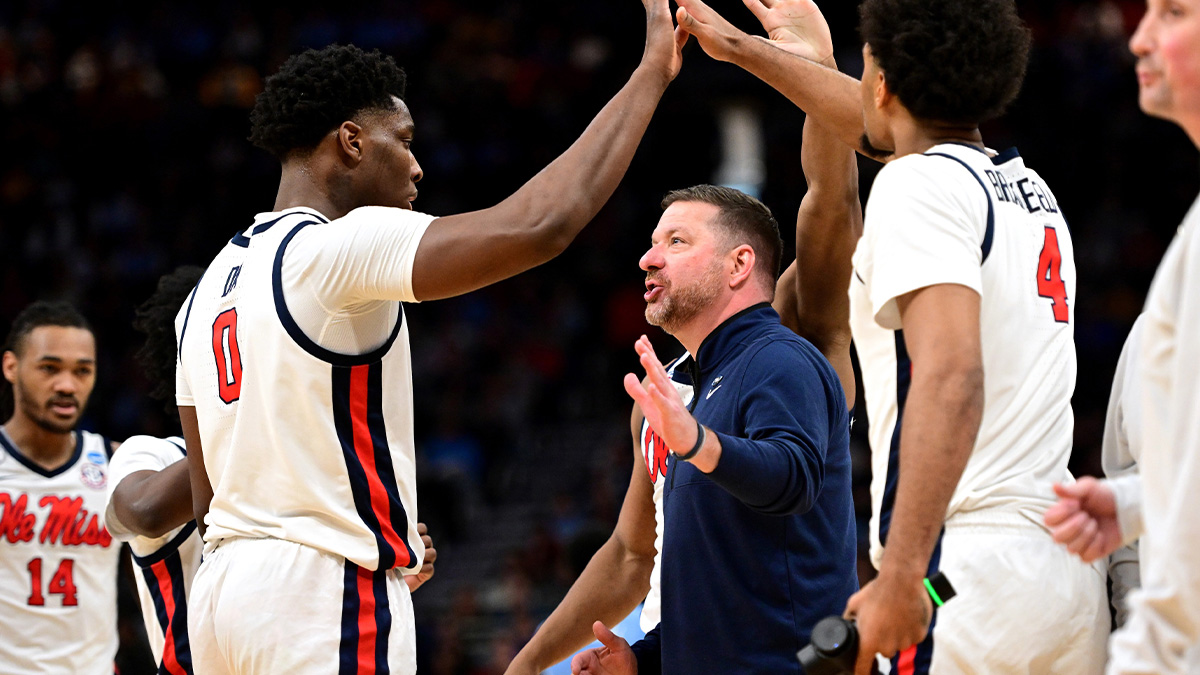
641, 0, 691, 82
675, 0, 836, 65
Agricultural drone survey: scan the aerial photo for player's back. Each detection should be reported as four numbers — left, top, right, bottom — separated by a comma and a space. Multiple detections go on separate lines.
852, 142, 1078, 563
176, 206, 432, 571
0, 428, 118, 675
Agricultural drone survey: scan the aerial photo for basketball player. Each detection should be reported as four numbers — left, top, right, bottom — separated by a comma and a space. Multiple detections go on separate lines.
0, 301, 119, 674
1046, 1, 1200, 671
505, 7, 859, 672
177, 3, 686, 673
678, 0, 1109, 672
105, 267, 437, 675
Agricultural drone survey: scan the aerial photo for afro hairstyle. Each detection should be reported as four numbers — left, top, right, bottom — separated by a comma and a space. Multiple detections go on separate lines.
249, 44, 408, 159
860, 0, 1031, 125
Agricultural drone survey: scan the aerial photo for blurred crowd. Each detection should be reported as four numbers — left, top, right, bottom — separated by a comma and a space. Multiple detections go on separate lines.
1, 0, 1197, 672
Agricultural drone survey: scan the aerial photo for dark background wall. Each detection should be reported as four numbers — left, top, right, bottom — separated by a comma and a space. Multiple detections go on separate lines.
1, 1, 1197, 672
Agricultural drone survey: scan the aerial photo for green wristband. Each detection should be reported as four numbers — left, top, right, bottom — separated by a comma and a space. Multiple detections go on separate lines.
924, 577, 945, 607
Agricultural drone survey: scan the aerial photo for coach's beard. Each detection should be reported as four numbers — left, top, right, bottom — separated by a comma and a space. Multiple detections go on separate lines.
645, 265, 724, 336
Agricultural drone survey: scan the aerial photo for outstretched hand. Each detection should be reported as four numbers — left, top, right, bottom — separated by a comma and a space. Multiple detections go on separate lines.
571, 622, 637, 675
623, 336, 700, 462
674, 0, 748, 63
404, 521, 438, 593
641, 0, 690, 82
1044, 477, 1123, 563
743, 0, 834, 64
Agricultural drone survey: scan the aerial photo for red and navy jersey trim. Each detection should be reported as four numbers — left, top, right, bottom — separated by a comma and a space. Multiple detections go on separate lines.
134, 522, 197, 675
339, 561, 392, 674
332, 362, 416, 571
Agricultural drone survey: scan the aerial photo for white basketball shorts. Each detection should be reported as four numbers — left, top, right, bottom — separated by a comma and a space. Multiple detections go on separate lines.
189, 538, 415, 675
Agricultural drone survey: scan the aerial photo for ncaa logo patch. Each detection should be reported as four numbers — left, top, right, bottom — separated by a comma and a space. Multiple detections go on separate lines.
86, 450, 105, 465
80, 462, 106, 489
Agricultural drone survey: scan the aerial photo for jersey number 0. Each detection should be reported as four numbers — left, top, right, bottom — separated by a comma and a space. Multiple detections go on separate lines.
212, 309, 243, 403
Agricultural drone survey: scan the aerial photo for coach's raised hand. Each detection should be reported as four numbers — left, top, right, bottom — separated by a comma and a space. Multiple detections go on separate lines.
624, 336, 721, 473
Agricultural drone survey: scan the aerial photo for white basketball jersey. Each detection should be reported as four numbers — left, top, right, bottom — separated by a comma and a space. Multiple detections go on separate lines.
176, 206, 433, 571
850, 143, 1077, 568
637, 353, 693, 632
104, 435, 201, 673
0, 428, 118, 675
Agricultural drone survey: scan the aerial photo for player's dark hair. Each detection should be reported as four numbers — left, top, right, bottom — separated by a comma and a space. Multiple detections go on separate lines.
249, 44, 408, 159
859, 0, 1031, 125
661, 185, 783, 291
1, 301, 93, 422
134, 266, 205, 416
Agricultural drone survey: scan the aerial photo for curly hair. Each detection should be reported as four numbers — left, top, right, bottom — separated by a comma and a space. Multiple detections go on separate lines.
661, 185, 783, 291
248, 44, 408, 159
860, 0, 1031, 125
2, 301, 93, 422
133, 266, 205, 416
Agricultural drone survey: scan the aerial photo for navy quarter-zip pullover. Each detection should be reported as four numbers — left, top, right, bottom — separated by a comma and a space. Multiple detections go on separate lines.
630, 303, 858, 674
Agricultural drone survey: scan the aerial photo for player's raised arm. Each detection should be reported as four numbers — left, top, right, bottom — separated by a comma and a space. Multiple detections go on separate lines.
410, 0, 688, 301
675, 0, 891, 161
764, 12, 861, 408
505, 403, 658, 675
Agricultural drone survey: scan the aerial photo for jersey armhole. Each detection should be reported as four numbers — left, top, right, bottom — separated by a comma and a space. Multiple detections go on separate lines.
922, 152, 995, 263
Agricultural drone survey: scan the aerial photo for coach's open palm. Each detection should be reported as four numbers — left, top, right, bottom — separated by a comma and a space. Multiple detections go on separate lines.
623, 336, 698, 461
571, 622, 637, 675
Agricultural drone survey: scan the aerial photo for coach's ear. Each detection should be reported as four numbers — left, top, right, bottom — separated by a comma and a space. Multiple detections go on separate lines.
336, 121, 365, 166
727, 244, 757, 290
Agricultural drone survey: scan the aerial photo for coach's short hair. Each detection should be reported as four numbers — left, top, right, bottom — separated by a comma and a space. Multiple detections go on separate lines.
249, 44, 408, 159
860, 0, 1031, 125
2, 301, 93, 421
661, 185, 783, 291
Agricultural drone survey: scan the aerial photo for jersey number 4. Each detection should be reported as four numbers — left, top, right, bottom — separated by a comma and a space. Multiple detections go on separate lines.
27, 558, 77, 606
212, 309, 243, 403
1037, 226, 1070, 323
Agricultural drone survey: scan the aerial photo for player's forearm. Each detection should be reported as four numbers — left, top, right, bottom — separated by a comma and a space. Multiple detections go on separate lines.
510, 536, 653, 672
729, 37, 877, 159
496, 65, 671, 259
792, 96, 861, 353
882, 364, 982, 582
112, 461, 194, 538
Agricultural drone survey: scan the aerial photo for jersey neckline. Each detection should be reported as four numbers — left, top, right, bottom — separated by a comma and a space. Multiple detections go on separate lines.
0, 428, 85, 477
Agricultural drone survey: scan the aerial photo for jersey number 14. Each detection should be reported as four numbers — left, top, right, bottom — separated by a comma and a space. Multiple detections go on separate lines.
1037, 226, 1069, 323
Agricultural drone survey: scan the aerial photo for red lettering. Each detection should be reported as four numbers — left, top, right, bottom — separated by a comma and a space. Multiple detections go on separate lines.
0, 493, 36, 543
643, 426, 671, 484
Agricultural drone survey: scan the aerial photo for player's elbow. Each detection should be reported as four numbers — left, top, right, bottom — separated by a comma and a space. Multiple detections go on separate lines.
119, 499, 175, 539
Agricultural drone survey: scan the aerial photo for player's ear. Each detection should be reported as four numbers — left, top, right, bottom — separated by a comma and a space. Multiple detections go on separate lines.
2, 350, 18, 384
336, 121, 365, 165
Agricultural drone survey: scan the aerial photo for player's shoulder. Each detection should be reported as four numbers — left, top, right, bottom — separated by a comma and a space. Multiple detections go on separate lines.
111, 435, 185, 470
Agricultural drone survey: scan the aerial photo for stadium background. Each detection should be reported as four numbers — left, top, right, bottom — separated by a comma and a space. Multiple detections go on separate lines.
1, 0, 1197, 672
